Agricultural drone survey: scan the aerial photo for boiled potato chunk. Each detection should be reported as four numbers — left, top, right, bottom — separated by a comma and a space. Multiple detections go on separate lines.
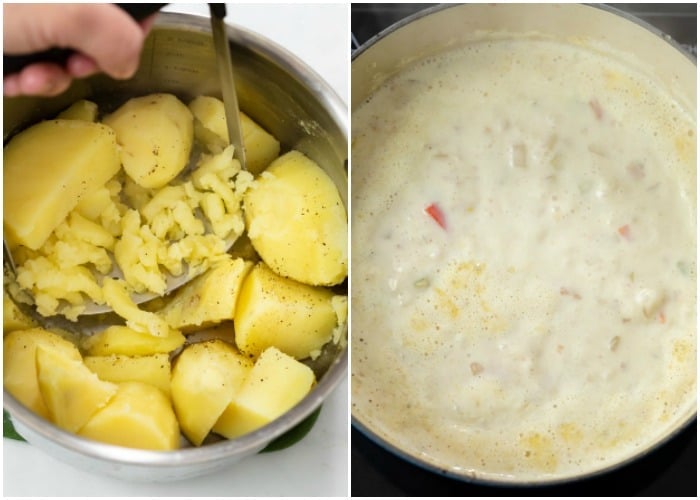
36, 346, 118, 433
188, 95, 228, 152
188, 95, 280, 174
243, 150, 347, 286
3, 119, 120, 250
171, 340, 252, 445
84, 353, 171, 397
79, 382, 180, 451
56, 99, 98, 122
237, 112, 281, 175
213, 347, 314, 439
159, 257, 253, 332
103, 93, 193, 189
82, 325, 185, 356
3, 328, 82, 419
234, 263, 340, 359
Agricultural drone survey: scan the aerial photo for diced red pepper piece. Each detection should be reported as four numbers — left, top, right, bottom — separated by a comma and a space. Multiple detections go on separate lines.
425, 203, 447, 230
589, 98, 604, 121
618, 224, 631, 240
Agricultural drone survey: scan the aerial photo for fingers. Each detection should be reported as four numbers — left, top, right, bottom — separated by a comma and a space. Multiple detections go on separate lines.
3, 63, 72, 97
66, 53, 99, 79
44, 4, 147, 80
3, 3, 149, 97
3, 75, 21, 97
140, 13, 159, 36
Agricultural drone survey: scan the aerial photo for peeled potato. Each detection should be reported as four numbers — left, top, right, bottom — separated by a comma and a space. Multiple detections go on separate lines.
103, 93, 193, 189
79, 382, 180, 451
234, 263, 340, 359
36, 346, 117, 433
3, 119, 121, 250
3, 90, 343, 452
56, 99, 99, 122
81, 325, 185, 357
243, 150, 348, 286
213, 347, 315, 439
84, 353, 171, 397
188, 95, 280, 174
3, 328, 82, 419
170, 340, 253, 446
159, 257, 253, 332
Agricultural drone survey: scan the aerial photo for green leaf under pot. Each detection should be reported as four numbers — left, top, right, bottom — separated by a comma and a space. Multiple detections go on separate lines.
260, 405, 322, 453
3, 410, 26, 442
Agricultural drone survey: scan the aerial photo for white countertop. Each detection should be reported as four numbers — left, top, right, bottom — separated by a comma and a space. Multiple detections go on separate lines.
2, 3, 349, 496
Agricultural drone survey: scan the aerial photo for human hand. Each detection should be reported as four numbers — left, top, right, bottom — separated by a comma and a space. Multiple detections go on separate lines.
3, 3, 155, 97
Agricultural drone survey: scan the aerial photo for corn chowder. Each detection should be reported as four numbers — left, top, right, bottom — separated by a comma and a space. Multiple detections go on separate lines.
351, 37, 696, 481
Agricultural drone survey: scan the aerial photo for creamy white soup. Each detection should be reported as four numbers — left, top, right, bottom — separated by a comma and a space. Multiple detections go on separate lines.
351, 36, 696, 482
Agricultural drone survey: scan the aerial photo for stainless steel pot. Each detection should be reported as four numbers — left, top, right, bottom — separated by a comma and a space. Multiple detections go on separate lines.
351, 3, 695, 486
3, 12, 347, 482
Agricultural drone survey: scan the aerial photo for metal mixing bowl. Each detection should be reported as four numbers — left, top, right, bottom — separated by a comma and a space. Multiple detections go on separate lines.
3, 12, 347, 481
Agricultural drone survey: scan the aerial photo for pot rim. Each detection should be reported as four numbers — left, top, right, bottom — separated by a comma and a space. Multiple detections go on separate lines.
350, 2, 696, 487
351, 3, 696, 65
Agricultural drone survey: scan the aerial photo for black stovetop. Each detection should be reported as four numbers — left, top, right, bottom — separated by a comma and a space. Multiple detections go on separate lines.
350, 3, 697, 497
